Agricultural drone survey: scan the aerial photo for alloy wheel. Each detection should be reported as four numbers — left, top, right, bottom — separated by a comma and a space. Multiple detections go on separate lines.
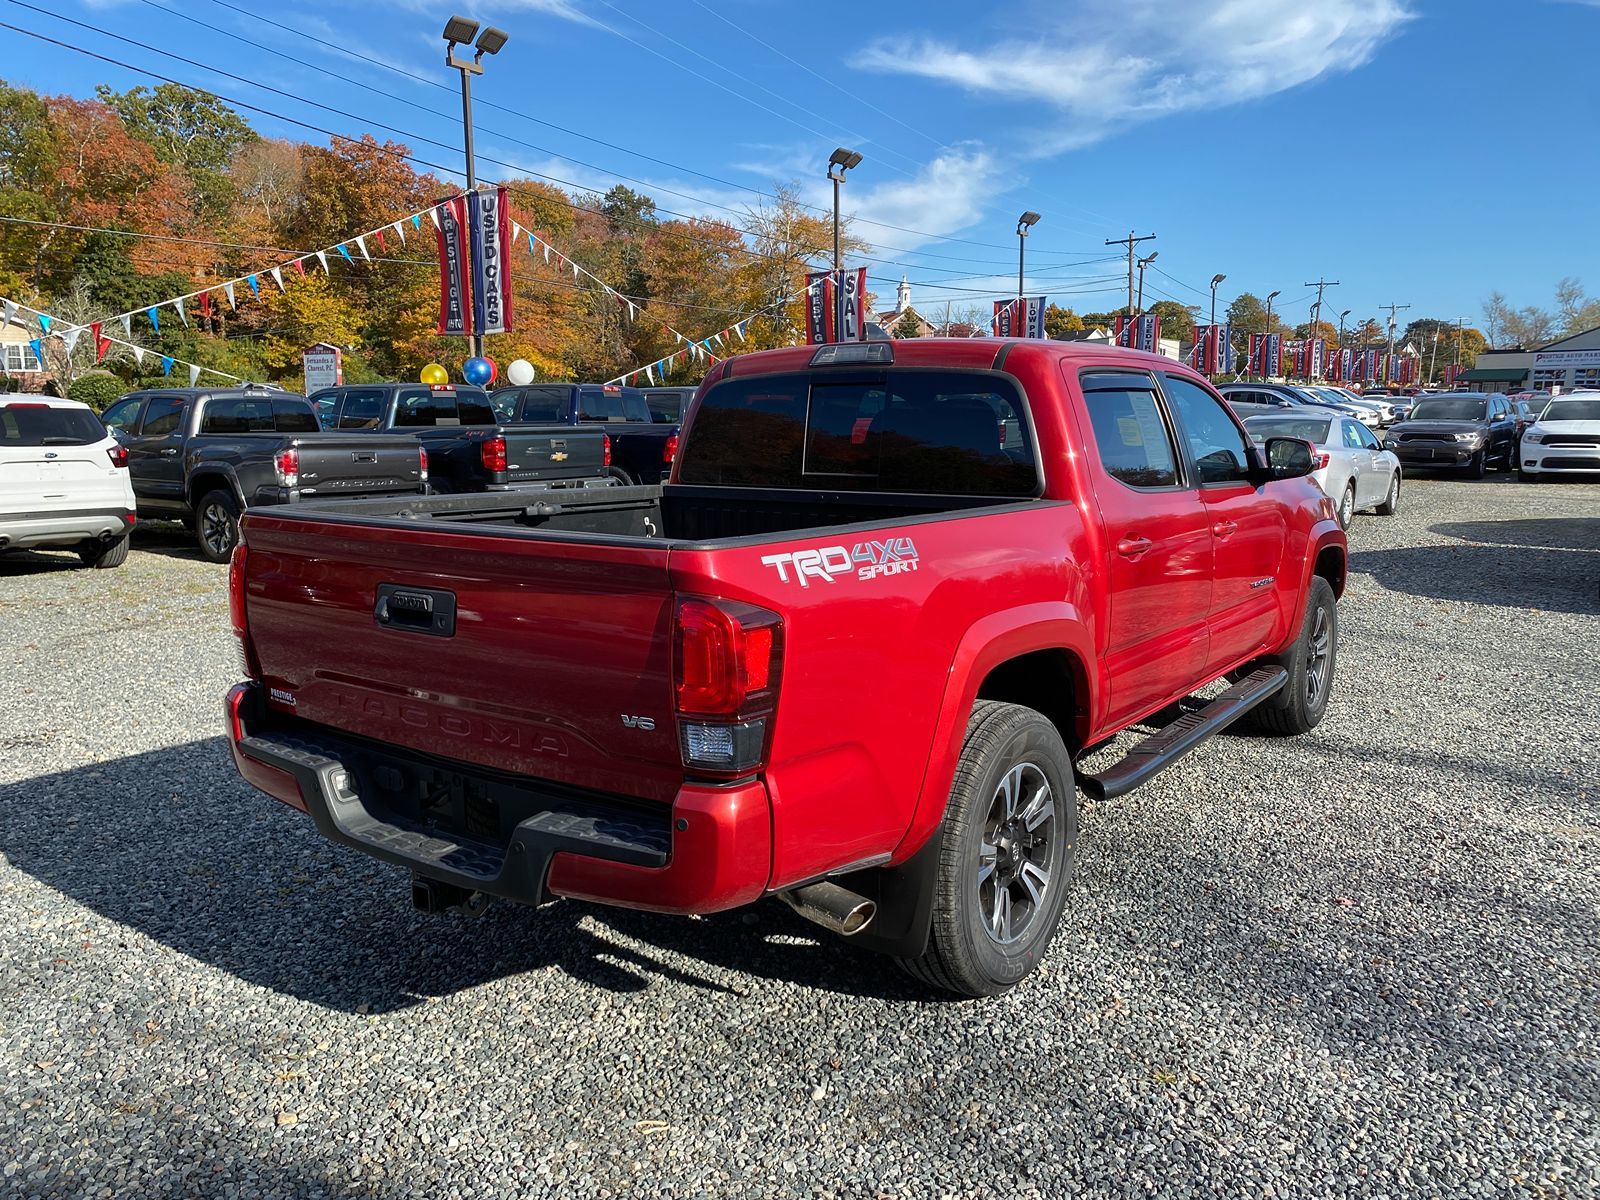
1305, 604, 1332, 707
202, 503, 233, 558
977, 762, 1057, 946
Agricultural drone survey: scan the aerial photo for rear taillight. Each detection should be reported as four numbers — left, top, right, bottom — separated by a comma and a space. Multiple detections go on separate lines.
602, 433, 612, 468
228, 543, 259, 677
273, 446, 299, 487
107, 444, 128, 468
1311, 451, 1331, 470
674, 596, 783, 776
480, 436, 507, 474
663, 433, 679, 464
418, 446, 429, 482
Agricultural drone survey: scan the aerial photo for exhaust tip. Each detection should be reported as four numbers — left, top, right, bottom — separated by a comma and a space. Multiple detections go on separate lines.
779, 880, 877, 938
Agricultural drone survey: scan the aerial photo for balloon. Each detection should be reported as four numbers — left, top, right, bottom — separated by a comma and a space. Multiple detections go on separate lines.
484, 357, 498, 386
419, 363, 448, 385
462, 356, 492, 387
506, 358, 536, 386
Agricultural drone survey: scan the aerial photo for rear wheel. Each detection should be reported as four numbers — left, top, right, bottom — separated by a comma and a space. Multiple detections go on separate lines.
1242, 576, 1337, 737
196, 489, 240, 563
78, 536, 129, 569
898, 701, 1076, 997
1374, 472, 1400, 516
1336, 483, 1356, 530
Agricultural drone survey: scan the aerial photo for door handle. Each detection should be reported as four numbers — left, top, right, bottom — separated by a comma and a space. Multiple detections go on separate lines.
1116, 536, 1153, 557
1212, 520, 1238, 537
160, 447, 179, 456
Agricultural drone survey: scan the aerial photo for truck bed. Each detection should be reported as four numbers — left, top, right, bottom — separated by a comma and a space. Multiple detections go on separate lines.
276, 483, 1029, 545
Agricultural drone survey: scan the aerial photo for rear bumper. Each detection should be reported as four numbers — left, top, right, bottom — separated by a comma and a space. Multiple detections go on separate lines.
225, 682, 771, 914
0, 507, 135, 549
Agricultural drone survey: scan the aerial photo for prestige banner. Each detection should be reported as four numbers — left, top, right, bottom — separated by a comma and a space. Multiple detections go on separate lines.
435, 195, 472, 337
992, 297, 1047, 338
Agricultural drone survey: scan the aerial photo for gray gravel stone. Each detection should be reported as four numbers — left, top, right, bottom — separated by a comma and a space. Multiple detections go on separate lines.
1, 481, 1596, 1199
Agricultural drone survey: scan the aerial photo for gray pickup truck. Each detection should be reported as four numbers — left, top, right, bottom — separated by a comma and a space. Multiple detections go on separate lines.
101, 386, 427, 562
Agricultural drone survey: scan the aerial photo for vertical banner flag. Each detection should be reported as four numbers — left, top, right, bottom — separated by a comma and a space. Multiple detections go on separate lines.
1113, 314, 1160, 352
804, 271, 834, 344
837, 267, 868, 342
1248, 333, 1263, 376
1265, 333, 1283, 377
434, 196, 472, 337
1220, 322, 1236, 373
1310, 339, 1325, 380
992, 297, 1047, 338
467, 186, 515, 337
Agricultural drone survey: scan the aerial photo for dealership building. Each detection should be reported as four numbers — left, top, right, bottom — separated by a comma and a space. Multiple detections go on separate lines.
1460, 324, 1600, 393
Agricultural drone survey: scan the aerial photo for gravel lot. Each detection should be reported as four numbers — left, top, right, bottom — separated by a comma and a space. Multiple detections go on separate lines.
3, 476, 1597, 1199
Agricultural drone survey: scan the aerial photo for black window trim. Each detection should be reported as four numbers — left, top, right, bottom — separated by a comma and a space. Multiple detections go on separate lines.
1157, 370, 1258, 490
1077, 366, 1190, 493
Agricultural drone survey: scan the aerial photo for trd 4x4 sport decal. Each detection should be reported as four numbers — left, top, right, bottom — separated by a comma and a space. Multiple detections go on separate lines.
760, 537, 919, 587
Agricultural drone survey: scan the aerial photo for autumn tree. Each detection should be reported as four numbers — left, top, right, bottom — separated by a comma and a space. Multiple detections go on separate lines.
1043, 304, 1083, 339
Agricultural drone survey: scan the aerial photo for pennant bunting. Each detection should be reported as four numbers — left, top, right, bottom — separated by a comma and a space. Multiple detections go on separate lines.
393, 220, 406, 244
316, 250, 329, 274
373, 228, 386, 253
198, 291, 213, 319
355, 236, 369, 262
147, 307, 160, 333
28, 337, 42, 361
173, 297, 187, 327
336, 243, 354, 265
3, 299, 16, 328
37, 313, 51, 334
247, 274, 260, 298
412, 213, 422, 231
119, 314, 131, 337
224, 281, 236, 308
160, 355, 174, 376
429, 207, 440, 230
60, 326, 81, 354
131, 345, 144, 366
270, 266, 285, 291
292, 258, 306, 277
188, 364, 201, 386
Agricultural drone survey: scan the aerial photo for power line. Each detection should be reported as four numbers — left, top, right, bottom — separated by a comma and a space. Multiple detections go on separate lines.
188, 0, 1101, 260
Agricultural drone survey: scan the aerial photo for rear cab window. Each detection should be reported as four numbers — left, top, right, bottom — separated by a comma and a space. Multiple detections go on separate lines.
0, 403, 106, 446
576, 386, 651, 423
679, 370, 1038, 495
393, 386, 495, 427
515, 387, 576, 423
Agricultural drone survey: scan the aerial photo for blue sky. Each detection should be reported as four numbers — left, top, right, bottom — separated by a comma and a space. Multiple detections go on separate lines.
11, 0, 1600, 331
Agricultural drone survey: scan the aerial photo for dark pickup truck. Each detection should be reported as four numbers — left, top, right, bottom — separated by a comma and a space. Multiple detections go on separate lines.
100, 386, 427, 562
226, 338, 1348, 997
493, 383, 678, 484
311, 382, 611, 495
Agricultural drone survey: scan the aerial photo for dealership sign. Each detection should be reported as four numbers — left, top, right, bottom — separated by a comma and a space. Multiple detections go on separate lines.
1533, 349, 1600, 368
303, 343, 342, 393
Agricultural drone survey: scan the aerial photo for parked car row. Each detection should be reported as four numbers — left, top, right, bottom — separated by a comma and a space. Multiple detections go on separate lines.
1241, 411, 1401, 529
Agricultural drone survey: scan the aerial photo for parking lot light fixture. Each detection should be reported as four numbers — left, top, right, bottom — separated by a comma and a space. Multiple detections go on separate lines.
1016, 211, 1041, 301
444, 16, 510, 358
827, 149, 862, 340
1210, 273, 1226, 327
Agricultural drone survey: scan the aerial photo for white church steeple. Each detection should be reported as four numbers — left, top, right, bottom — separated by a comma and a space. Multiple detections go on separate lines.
896, 275, 911, 314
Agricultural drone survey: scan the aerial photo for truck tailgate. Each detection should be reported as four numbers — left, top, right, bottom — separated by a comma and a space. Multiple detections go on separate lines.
240, 512, 684, 802
291, 435, 425, 497
502, 426, 608, 486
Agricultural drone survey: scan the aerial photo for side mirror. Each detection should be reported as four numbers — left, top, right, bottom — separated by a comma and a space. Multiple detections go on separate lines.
1264, 436, 1315, 480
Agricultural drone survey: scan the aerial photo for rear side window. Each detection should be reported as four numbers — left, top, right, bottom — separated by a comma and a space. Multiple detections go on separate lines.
272, 398, 319, 433
577, 388, 634, 422
0, 403, 106, 446
138, 396, 186, 437
622, 391, 650, 422
680, 371, 1037, 495
515, 387, 574, 422
645, 391, 685, 422
1080, 373, 1179, 489
336, 389, 385, 429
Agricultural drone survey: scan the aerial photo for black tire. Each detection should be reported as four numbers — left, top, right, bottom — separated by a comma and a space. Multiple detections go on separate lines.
1336, 483, 1356, 530
606, 466, 636, 486
1242, 576, 1337, 737
78, 536, 129, 569
1374, 472, 1400, 516
898, 701, 1077, 998
1466, 450, 1485, 479
195, 489, 241, 563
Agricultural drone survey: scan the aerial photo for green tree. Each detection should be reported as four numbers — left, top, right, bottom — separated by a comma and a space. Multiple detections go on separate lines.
1149, 300, 1196, 345
891, 308, 924, 338
96, 83, 257, 222
1043, 304, 1083, 339
1226, 292, 1268, 334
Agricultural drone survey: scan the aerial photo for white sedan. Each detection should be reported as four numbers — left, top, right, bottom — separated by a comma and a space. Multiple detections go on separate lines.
1244, 411, 1402, 529
0, 397, 137, 568
1518, 393, 1600, 480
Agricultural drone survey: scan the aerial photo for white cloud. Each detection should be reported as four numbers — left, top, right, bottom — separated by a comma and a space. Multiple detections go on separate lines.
855, 0, 1414, 151
849, 148, 1003, 250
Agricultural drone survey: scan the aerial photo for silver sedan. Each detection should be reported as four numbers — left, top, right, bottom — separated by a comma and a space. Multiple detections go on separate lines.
1244, 413, 1403, 530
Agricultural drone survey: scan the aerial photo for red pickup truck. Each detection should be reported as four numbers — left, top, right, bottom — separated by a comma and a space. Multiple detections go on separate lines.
225, 339, 1346, 996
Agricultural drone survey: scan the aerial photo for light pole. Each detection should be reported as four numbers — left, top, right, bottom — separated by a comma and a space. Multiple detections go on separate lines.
1209, 274, 1226, 328
1135, 251, 1158, 314
1338, 309, 1351, 348
444, 15, 508, 360
1264, 290, 1281, 379
827, 148, 862, 341
1016, 211, 1040, 302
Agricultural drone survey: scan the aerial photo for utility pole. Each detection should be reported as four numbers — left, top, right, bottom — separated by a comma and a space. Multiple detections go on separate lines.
1381, 301, 1411, 385
1304, 279, 1339, 378
1453, 315, 1469, 375
1105, 230, 1156, 317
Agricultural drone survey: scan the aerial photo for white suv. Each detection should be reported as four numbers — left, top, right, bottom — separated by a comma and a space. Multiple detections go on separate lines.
1, 397, 138, 568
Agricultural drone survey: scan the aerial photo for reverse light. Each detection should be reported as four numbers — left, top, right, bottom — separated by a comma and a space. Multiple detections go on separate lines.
273, 446, 299, 487
663, 433, 679, 464
106, 444, 128, 468
674, 596, 784, 776
480, 435, 508, 474
418, 446, 430, 481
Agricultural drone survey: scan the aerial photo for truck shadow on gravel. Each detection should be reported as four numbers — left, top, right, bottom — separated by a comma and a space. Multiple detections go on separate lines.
0, 738, 921, 1011
1350, 526, 1600, 614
